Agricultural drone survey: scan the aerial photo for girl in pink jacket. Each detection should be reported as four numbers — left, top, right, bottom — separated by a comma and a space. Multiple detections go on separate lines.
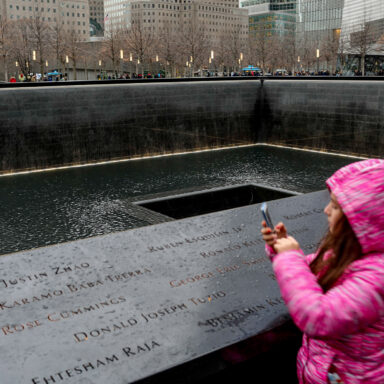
261, 159, 384, 384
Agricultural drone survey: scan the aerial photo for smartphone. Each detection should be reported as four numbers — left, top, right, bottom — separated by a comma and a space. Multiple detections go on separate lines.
261, 202, 274, 230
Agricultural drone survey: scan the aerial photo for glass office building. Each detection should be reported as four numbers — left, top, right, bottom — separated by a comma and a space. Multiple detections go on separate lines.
341, 0, 384, 74
241, 0, 383, 74
341, 0, 384, 40
241, 0, 296, 37
296, 0, 344, 40
296, 0, 383, 74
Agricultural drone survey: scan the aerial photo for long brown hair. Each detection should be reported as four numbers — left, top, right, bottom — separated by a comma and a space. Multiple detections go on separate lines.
310, 215, 362, 292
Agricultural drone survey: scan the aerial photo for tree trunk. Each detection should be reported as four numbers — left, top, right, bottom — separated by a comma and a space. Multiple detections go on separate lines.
39, 59, 44, 81
2, 55, 8, 82
73, 59, 77, 80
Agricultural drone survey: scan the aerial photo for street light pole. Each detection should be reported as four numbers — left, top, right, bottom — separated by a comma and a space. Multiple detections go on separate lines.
65, 55, 69, 80
297, 56, 300, 75
190, 56, 193, 78
32, 50, 37, 80
137, 59, 140, 78
120, 49, 124, 78
316, 49, 320, 75
239, 52, 243, 74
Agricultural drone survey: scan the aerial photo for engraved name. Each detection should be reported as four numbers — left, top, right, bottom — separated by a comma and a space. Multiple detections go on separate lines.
1, 296, 127, 336
0, 268, 151, 312
31, 340, 161, 383
283, 209, 323, 220
0, 263, 90, 289
198, 297, 285, 329
148, 230, 230, 253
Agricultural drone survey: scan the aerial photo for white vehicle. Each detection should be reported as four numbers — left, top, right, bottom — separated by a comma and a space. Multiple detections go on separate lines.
274, 69, 288, 76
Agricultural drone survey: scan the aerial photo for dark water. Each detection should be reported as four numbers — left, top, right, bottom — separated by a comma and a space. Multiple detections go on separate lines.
0, 145, 362, 256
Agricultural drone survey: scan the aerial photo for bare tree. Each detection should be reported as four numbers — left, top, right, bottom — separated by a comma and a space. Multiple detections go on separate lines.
80, 44, 92, 80
177, 16, 207, 76
320, 32, 339, 74
0, 18, 12, 81
156, 23, 178, 77
51, 19, 66, 74
125, 18, 154, 75
11, 19, 32, 79
268, 35, 286, 74
227, 25, 246, 73
249, 28, 271, 74
102, 26, 123, 76
337, 35, 348, 74
297, 32, 317, 73
280, 34, 297, 74
215, 32, 232, 75
347, 21, 378, 75
65, 28, 83, 80
28, 12, 51, 77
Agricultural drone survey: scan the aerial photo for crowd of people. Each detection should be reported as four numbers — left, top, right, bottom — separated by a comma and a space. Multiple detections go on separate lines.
6, 67, 384, 82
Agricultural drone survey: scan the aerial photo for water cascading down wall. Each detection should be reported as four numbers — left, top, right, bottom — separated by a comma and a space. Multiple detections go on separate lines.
0, 79, 383, 174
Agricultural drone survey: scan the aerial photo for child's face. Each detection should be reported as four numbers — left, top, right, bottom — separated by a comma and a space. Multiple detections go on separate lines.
324, 192, 343, 233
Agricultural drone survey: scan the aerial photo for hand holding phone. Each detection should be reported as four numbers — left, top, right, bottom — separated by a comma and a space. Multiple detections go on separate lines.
261, 203, 288, 248
261, 202, 274, 230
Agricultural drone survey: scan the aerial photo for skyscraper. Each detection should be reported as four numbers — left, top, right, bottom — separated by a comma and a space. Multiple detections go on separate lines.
341, 0, 384, 74
241, 0, 296, 37
296, 0, 344, 41
341, 0, 384, 39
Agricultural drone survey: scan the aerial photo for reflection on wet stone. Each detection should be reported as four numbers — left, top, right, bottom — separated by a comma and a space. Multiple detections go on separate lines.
0, 189, 329, 383
0, 146, 359, 256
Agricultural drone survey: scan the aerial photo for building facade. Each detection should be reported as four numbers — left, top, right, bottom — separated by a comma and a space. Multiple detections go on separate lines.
0, 0, 90, 40
296, 0, 344, 41
296, 0, 383, 73
341, 0, 384, 40
89, 0, 105, 35
241, 0, 296, 37
104, 0, 248, 46
341, 0, 384, 74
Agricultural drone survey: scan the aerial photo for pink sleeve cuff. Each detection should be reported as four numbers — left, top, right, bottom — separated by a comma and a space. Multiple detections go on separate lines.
265, 244, 277, 261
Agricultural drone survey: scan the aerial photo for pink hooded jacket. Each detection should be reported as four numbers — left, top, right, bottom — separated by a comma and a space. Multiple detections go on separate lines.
267, 159, 384, 384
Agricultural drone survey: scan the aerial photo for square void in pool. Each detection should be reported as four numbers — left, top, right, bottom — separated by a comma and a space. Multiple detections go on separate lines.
134, 184, 299, 219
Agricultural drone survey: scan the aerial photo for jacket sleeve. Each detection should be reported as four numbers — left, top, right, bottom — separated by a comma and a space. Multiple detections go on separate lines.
266, 244, 316, 265
265, 244, 277, 261
272, 249, 384, 339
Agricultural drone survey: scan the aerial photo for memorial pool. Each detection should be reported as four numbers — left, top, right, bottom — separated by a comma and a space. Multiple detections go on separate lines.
0, 145, 362, 256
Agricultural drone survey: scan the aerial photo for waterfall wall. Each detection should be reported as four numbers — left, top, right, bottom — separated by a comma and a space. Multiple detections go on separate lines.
0, 79, 382, 174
